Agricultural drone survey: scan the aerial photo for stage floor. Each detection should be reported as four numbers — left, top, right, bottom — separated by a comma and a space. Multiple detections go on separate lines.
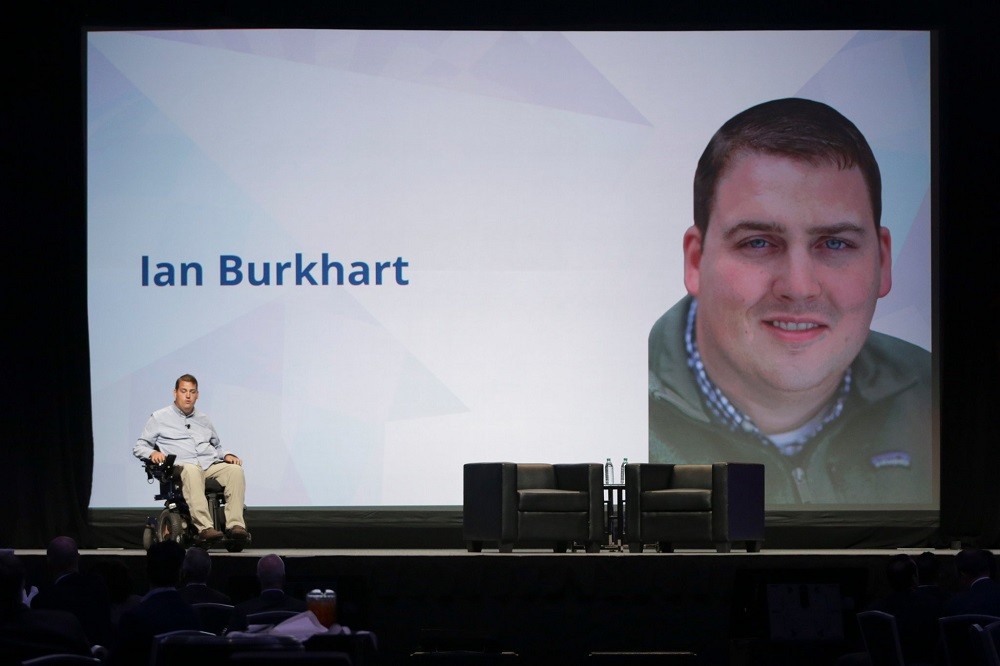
86, 507, 942, 551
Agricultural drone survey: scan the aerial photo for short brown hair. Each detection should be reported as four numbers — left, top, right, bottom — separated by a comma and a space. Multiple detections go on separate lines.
175, 374, 198, 390
693, 98, 881, 234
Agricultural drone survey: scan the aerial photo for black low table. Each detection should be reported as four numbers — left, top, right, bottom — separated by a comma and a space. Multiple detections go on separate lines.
603, 483, 626, 550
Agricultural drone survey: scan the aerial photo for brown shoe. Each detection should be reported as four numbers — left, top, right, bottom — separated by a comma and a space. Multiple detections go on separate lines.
198, 528, 224, 542
227, 525, 250, 540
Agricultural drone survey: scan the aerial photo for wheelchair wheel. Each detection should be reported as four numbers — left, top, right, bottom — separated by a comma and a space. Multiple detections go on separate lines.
142, 523, 157, 551
157, 508, 186, 546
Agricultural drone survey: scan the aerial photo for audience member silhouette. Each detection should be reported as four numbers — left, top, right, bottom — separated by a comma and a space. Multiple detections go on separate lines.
944, 548, 1000, 616
865, 553, 943, 662
178, 547, 231, 605
89, 559, 141, 628
235, 554, 307, 616
834, 553, 945, 666
913, 550, 949, 607
108, 540, 200, 666
30, 536, 113, 647
1, 551, 91, 661
986, 549, 999, 581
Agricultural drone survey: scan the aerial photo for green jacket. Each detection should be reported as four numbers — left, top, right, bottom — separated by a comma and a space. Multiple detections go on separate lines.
649, 296, 934, 506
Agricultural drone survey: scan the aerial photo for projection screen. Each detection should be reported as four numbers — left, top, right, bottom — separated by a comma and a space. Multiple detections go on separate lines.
87, 29, 934, 509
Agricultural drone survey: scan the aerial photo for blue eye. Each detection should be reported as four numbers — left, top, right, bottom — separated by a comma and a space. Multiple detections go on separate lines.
824, 238, 848, 250
746, 238, 770, 249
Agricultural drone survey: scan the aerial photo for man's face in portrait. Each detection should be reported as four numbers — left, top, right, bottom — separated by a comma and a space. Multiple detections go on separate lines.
683, 152, 892, 425
173, 380, 199, 415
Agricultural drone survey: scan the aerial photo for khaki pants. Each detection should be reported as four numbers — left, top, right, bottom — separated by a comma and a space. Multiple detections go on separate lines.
177, 462, 246, 532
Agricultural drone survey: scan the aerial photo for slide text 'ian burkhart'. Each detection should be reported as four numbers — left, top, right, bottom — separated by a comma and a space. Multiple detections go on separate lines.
141, 254, 410, 287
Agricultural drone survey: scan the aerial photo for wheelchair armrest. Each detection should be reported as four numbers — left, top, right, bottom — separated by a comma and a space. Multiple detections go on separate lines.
143, 453, 178, 482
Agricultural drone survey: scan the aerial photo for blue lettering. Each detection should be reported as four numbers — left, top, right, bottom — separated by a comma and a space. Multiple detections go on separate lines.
276, 261, 292, 285
394, 257, 409, 285
322, 254, 345, 285
248, 262, 270, 286
349, 262, 369, 285
141, 256, 203, 286
296, 253, 317, 285
154, 263, 175, 286
213, 254, 408, 286
180, 262, 203, 286
220, 255, 243, 286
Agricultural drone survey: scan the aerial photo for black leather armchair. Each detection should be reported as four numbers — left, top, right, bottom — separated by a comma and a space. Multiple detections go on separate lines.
463, 462, 604, 553
625, 462, 764, 553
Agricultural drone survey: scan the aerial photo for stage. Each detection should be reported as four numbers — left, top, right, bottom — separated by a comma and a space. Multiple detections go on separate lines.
85, 507, 943, 551
15, 546, 965, 666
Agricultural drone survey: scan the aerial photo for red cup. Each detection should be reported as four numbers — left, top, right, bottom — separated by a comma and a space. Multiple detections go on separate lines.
306, 589, 337, 628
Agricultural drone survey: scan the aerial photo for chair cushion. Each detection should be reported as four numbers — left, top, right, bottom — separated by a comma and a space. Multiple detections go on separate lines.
516, 464, 557, 489
642, 489, 712, 512
518, 489, 590, 512
673, 464, 713, 489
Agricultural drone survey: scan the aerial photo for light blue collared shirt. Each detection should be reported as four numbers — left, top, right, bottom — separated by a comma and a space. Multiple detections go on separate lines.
134, 403, 231, 470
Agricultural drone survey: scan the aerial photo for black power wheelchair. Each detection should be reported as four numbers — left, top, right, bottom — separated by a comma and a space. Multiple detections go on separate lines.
142, 453, 249, 552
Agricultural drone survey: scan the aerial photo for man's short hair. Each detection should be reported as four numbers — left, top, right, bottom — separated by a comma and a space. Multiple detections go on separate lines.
693, 97, 882, 234
256, 554, 286, 590
181, 547, 212, 585
147, 540, 186, 588
954, 547, 993, 579
47, 536, 80, 574
175, 374, 198, 390
885, 553, 918, 593
915, 551, 940, 585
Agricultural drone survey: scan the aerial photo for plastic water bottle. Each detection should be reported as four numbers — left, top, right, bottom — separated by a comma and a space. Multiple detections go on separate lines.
621, 457, 628, 484
605, 457, 614, 485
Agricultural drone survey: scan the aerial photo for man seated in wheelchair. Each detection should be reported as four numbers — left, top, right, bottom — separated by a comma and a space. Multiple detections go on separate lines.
134, 373, 251, 545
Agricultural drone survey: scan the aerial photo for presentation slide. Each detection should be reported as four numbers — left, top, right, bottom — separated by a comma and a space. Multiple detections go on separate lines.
87, 29, 932, 509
